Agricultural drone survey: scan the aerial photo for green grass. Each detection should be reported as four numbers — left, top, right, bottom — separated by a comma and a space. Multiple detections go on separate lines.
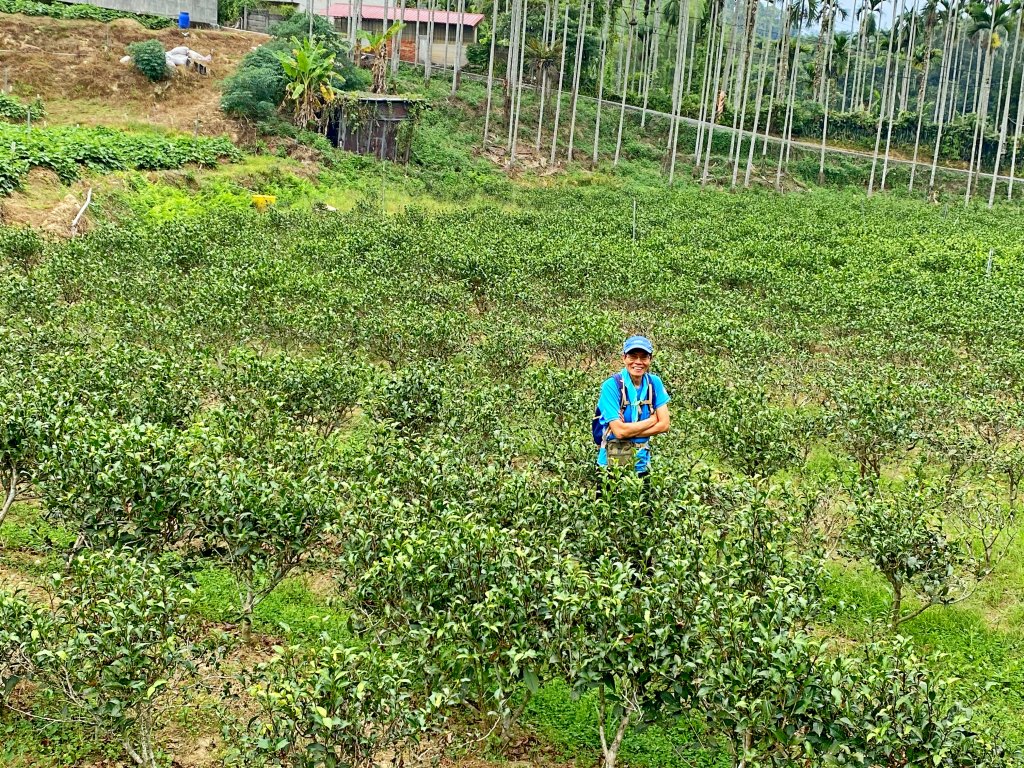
0, 503, 75, 555
0, 704, 120, 768
524, 679, 729, 768
192, 565, 350, 642
823, 555, 1024, 749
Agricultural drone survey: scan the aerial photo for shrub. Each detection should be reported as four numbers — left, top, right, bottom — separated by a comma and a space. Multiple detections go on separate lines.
844, 480, 970, 630
0, 92, 44, 123
371, 365, 443, 434
0, 226, 43, 273
222, 16, 365, 123
0, 123, 241, 193
230, 640, 453, 768
0, 0, 170, 28
128, 39, 168, 82
221, 41, 290, 121
0, 548, 213, 768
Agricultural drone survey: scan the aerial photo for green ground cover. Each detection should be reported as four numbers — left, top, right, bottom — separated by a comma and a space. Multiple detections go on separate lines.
0, 0, 170, 28
2, 179, 1024, 766
0, 123, 242, 195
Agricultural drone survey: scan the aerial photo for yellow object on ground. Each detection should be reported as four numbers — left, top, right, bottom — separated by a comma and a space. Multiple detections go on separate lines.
251, 194, 277, 212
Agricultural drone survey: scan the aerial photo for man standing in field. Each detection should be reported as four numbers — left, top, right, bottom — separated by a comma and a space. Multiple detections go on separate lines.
593, 335, 671, 486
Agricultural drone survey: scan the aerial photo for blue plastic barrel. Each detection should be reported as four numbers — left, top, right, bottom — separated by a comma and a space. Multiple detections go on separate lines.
178, 11, 190, 28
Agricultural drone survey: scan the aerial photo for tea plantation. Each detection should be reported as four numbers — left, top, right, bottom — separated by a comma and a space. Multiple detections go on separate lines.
2, 184, 1023, 767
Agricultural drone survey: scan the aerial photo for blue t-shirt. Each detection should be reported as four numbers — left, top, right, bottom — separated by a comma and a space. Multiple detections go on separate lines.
595, 370, 671, 473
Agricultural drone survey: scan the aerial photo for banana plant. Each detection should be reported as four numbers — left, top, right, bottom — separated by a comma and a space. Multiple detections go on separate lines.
275, 36, 341, 128
357, 21, 404, 94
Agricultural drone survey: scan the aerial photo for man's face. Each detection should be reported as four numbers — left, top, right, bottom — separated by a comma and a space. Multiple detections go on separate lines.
622, 349, 652, 378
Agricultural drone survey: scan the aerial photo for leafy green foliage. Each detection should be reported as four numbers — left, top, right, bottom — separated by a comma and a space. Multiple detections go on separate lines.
0, 123, 240, 194
229, 640, 453, 767
221, 43, 290, 122
221, 14, 364, 124
275, 37, 341, 128
0, 225, 43, 273
127, 39, 168, 82
845, 480, 970, 629
0, 93, 44, 123
0, 0, 170, 27
0, 548, 214, 767
186, 409, 338, 639
2, 185, 1024, 765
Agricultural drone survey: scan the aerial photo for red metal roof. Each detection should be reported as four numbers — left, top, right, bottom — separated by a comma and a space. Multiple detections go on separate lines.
327, 3, 485, 26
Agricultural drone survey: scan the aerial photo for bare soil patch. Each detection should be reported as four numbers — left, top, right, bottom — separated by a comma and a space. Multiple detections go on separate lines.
0, 13, 267, 137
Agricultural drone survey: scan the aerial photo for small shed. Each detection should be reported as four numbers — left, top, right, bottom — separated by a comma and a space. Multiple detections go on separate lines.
327, 3, 484, 67
326, 94, 424, 163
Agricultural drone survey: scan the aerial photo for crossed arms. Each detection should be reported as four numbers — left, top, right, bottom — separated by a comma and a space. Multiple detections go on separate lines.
607, 404, 671, 440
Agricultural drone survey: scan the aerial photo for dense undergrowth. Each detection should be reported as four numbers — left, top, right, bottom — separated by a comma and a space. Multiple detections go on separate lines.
0, 123, 242, 196
2, 183, 1024, 766
0, 0, 170, 27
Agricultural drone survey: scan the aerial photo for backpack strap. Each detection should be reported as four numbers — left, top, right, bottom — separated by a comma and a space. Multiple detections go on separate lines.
601, 374, 658, 450
640, 374, 655, 416
600, 374, 627, 450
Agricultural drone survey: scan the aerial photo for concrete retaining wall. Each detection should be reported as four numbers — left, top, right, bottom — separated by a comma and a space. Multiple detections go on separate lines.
59, 0, 218, 26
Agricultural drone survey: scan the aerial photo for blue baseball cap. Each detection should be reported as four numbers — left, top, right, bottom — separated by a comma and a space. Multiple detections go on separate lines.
622, 335, 654, 355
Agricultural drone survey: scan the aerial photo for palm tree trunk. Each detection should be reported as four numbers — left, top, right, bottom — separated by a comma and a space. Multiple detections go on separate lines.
880, 0, 909, 191
929, 3, 962, 193
593, 0, 612, 164
696, 1, 720, 160
552, 4, 571, 164
668, 0, 691, 181
965, 11, 998, 205
641, 3, 663, 127
868, 27, 882, 111
1007, 37, 1024, 198
482, 0, 500, 145
686, 4, 697, 92
909, 15, 937, 191
536, 0, 552, 151
958, 45, 977, 117
614, 0, 638, 165
505, 0, 522, 144
423, 0, 435, 83
729, 0, 753, 167
852, 11, 865, 108
510, 0, 530, 161
868, 0, 900, 194
443, 0, 451, 72
451, 0, 466, 93
775, 10, 805, 189
898, 5, 917, 114
731, 0, 760, 186
841, 7, 858, 110
637, 19, 651, 127
776, 11, 794, 100
813, 2, 832, 102
392, 0, 407, 74
763, 10, 790, 154
616, 13, 625, 89
567, 0, 588, 161
700, 0, 730, 183
989, 6, 1022, 205
819, 24, 837, 183
947, 26, 965, 120
745, 2, 777, 186
933, 11, 954, 122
